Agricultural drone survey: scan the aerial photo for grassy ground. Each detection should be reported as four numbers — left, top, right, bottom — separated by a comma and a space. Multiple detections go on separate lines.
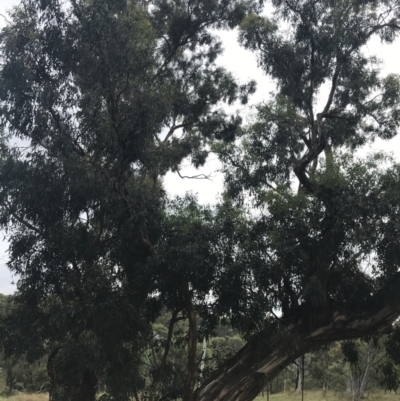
0, 395, 48, 401
254, 390, 400, 401
0, 390, 398, 401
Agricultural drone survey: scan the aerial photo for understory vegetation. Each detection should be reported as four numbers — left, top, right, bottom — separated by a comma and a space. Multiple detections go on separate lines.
1, 303, 400, 401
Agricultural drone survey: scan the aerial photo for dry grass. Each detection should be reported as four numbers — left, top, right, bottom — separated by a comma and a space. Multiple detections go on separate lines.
0, 394, 48, 401
254, 390, 400, 401
255, 391, 350, 401
0, 390, 399, 401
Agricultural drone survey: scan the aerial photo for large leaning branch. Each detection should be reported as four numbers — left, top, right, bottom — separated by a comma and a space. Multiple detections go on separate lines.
194, 275, 400, 401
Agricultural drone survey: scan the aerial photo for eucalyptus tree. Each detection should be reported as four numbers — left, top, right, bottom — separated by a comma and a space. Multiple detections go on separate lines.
1, 0, 400, 401
0, 0, 256, 400
195, 0, 400, 400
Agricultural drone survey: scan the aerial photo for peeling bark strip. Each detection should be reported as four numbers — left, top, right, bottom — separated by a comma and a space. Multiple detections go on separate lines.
194, 283, 400, 401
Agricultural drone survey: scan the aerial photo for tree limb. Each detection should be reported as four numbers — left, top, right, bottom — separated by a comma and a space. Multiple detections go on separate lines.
153, 309, 180, 385
194, 275, 400, 401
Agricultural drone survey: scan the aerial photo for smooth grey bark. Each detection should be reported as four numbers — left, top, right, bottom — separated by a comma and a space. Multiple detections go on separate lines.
295, 357, 303, 395
199, 337, 207, 384
321, 349, 329, 397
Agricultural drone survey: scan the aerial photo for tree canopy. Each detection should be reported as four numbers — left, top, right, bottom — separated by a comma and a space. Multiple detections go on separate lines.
0, 0, 400, 400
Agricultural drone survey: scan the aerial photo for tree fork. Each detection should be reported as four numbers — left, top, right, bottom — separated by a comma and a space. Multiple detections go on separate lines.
194, 281, 400, 401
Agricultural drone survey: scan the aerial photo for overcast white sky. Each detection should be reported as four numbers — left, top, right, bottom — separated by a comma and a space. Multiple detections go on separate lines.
0, 0, 399, 294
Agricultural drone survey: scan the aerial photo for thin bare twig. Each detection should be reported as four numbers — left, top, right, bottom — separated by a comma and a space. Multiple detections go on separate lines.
0, 14, 11, 25
177, 169, 213, 180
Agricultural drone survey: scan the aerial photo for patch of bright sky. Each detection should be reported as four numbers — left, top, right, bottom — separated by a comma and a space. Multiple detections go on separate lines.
0, 0, 399, 294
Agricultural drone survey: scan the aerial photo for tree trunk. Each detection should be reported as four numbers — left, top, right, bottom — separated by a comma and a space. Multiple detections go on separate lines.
194, 289, 400, 401
182, 282, 198, 401
71, 370, 97, 401
295, 358, 303, 395
322, 349, 329, 397
199, 337, 207, 385
48, 370, 97, 401
322, 381, 328, 397
48, 349, 97, 401
4, 356, 19, 396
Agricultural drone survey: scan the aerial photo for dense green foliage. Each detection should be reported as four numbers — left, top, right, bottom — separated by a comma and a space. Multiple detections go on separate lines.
0, 0, 257, 399
0, 0, 399, 400
215, 0, 400, 325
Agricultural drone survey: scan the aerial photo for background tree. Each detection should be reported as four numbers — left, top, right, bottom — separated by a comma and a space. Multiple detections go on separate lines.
308, 344, 347, 397
342, 339, 385, 401
0, 353, 48, 396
